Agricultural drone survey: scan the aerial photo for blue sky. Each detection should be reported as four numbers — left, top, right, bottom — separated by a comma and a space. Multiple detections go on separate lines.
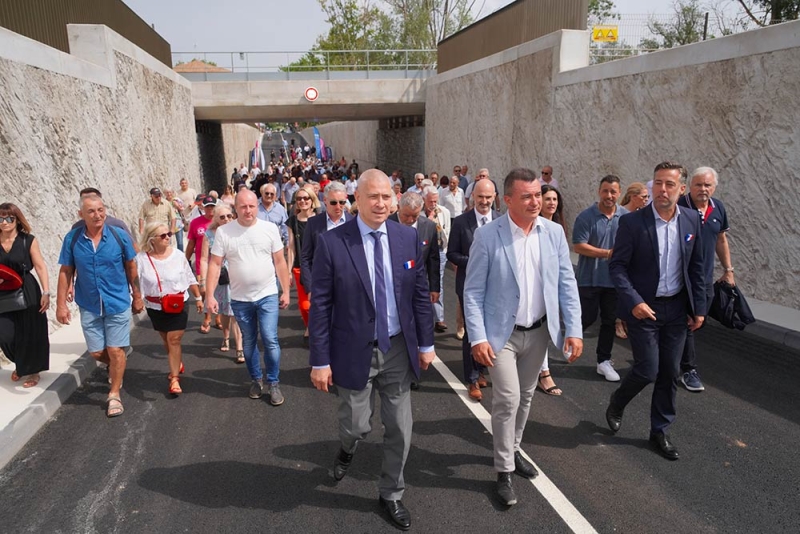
123, 0, 687, 55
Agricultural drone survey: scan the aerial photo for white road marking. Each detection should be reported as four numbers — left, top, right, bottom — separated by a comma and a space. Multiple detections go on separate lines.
431, 355, 599, 534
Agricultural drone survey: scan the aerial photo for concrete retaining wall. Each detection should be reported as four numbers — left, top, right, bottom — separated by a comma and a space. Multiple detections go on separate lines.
303, 121, 379, 170
0, 24, 200, 329
425, 24, 800, 314
195, 122, 258, 193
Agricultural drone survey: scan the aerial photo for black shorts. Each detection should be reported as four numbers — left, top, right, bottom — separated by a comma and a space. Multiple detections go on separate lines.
146, 307, 188, 333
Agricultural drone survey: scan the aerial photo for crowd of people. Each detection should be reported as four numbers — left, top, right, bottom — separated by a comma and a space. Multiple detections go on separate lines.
0, 150, 737, 528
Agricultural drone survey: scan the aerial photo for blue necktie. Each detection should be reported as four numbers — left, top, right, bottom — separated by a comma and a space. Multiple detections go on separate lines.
370, 231, 391, 354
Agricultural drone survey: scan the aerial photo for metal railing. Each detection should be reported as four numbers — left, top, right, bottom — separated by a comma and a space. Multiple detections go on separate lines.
172, 49, 437, 81
589, 13, 793, 64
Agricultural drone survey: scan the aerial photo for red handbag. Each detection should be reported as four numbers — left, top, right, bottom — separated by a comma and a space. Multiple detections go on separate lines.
0, 264, 23, 291
146, 253, 185, 314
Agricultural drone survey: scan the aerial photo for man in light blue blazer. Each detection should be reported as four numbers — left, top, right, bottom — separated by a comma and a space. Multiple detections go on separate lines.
463, 168, 583, 507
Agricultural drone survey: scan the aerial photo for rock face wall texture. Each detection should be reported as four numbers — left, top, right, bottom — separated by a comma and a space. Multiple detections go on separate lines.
425, 39, 800, 310
377, 126, 426, 178
0, 50, 200, 328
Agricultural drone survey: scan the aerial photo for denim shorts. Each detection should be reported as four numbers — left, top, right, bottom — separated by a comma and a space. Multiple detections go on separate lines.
80, 308, 131, 353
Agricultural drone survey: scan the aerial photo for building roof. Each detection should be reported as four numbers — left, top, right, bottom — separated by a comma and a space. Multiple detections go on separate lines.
174, 59, 230, 73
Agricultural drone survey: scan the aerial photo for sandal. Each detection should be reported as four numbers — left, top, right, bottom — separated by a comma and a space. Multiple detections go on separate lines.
22, 374, 40, 388
106, 396, 124, 417
537, 372, 562, 396
615, 320, 628, 339
11, 370, 20, 382
235, 350, 245, 364
221, 339, 230, 352
199, 322, 211, 334
180, 362, 185, 374
168, 375, 182, 395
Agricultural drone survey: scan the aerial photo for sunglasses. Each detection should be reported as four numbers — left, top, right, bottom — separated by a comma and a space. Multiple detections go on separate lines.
218, 214, 234, 220
295, 196, 312, 202
0, 216, 16, 223
329, 200, 347, 206
542, 172, 551, 175
156, 232, 174, 239
263, 192, 275, 197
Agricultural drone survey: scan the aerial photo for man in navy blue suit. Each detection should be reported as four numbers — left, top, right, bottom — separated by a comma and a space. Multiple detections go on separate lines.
607, 162, 707, 460
309, 169, 435, 530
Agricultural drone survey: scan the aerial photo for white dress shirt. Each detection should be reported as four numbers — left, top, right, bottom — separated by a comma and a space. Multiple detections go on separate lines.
509, 216, 546, 326
440, 187, 465, 218
326, 213, 347, 231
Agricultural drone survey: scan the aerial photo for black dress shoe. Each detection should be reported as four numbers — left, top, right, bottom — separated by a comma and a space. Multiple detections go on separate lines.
496, 472, 517, 506
333, 448, 354, 481
379, 497, 411, 530
649, 433, 680, 460
514, 451, 538, 479
606, 404, 623, 433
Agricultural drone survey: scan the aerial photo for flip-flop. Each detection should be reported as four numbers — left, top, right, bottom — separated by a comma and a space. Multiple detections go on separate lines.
199, 323, 211, 334
106, 396, 124, 418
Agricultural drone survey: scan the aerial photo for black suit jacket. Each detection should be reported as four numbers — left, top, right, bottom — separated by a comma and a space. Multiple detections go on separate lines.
609, 205, 707, 321
300, 211, 353, 291
388, 213, 440, 293
446, 208, 501, 299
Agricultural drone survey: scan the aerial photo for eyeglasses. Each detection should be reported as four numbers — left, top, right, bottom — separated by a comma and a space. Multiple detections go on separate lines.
541, 172, 551, 175
218, 214, 234, 220
0, 216, 16, 223
329, 200, 347, 206
295, 196, 311, 202
263, 192, 275, 197
156, 232, 173, 239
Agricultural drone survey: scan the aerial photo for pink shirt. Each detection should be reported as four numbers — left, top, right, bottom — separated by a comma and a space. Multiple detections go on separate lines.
187, 215, 213, 274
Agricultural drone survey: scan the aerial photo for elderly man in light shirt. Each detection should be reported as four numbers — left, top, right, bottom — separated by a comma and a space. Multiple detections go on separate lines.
440, 175, 465, 222
423, 186, 451, 333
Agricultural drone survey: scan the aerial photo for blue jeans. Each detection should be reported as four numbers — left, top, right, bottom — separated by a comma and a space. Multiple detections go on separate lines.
231, 294, 281, 383
432, 251, 447, 322
175, 228, 184, 251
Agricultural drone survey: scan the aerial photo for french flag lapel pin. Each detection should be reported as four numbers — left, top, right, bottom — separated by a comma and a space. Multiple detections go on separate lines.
404, 260, 416, 269
684, 233, 694, 243
421, 240, 428, 246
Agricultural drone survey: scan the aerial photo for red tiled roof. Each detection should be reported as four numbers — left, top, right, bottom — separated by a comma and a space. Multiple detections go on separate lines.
174, 59, 230, 73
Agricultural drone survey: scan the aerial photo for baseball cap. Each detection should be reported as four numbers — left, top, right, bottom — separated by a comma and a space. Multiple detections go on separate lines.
202, 195, 216, 207
150, 187, 162, 196
194, 194, 205, 204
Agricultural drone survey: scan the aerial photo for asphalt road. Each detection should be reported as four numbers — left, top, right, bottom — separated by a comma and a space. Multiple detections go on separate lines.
1, 269, 799, 533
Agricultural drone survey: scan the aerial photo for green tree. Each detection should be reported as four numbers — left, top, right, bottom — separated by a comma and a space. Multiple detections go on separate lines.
588, 0, 619, 24
736, 0, 800, 25
640, 0, 706, 50
383, 0, 479, 49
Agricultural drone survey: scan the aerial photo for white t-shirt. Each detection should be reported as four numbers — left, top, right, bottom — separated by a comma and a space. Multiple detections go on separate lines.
135, 249, 197, 310
211, 219, 283, 302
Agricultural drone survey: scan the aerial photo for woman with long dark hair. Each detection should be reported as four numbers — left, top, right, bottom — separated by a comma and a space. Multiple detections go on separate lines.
538, 185, 566, 396
0, 203, 50, 388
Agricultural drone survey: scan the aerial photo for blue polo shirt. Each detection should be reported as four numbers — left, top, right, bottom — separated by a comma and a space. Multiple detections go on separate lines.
678, 194, 729, 294
573, 203, 628, 288
58, 225, 137, 315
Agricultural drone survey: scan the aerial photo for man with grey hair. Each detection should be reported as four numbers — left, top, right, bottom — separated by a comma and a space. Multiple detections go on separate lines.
57, 194, 143, 418
466, 168, 500, 211
407, 173, 425, 194
300, 181, 352, 294
676, 166, 734, 392
390, 192, 441, 306
257, 183, 288, 247
423, 186, 451, 332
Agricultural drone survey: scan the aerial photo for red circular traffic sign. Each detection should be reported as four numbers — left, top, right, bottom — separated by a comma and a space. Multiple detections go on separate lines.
304, 87, 319, 102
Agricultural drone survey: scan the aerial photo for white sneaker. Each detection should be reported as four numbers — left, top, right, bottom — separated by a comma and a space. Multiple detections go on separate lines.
597, 360, 620, 382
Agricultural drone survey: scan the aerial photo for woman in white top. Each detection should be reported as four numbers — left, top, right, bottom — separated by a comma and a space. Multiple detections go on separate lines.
136, 222, 203, 395
199, 203, 244, 363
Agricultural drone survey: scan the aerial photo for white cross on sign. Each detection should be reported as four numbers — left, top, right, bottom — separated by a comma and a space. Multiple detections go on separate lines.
592, 26, 618, 43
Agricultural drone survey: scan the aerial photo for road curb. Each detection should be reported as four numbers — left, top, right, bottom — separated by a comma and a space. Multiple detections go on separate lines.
0, 312, 146, 471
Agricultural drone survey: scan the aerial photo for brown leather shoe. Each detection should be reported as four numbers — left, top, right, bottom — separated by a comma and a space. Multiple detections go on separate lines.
468, 382, 482, 401
434, 321, 448, 333
477, 372, 489, 388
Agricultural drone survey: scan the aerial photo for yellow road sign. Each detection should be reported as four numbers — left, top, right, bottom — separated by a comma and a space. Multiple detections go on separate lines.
592, 25, 618, 43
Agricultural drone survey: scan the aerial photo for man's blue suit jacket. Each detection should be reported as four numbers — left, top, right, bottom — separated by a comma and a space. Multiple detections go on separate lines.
609, 205, 707, 321
463, 214, 582, 355
308, 217, 434, 391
